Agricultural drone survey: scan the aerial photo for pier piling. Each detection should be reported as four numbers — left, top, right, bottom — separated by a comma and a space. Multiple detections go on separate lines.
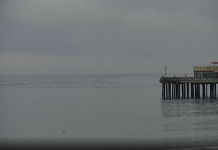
202, 84, 205, 99
206, 84, 208, 98
169, 83, 171, 99
187, 83, 189, 98
160, 77, 217, 99
191, 83, 193, 99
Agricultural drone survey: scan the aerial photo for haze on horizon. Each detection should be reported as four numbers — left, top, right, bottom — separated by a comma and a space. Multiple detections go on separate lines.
0, 0, 218, 75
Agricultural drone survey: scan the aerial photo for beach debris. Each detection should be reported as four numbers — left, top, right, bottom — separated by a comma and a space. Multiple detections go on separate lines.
36, 102, 38, 104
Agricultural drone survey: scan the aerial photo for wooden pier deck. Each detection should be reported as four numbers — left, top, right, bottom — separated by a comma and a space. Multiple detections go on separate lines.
160, 77, 218, 99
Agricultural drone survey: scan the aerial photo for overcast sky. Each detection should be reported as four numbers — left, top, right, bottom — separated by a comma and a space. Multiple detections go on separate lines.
0, 0, 218, 75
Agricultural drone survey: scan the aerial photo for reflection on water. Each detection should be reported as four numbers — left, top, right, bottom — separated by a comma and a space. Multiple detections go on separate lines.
162, 98, 218, 118
161, 98, 218, 146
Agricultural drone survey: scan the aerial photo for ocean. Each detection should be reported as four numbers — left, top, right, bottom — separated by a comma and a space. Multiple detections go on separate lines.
0, 73, 218, 148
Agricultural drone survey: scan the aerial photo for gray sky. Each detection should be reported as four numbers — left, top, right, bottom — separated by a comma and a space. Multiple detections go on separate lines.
0, 0, 218, 75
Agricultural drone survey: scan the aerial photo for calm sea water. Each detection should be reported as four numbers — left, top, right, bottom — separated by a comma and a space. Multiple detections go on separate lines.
0, 74, 218, 147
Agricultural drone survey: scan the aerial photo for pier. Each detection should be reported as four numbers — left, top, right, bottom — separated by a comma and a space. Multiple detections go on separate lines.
160, 62, 218, 99
160, 77, 218, 99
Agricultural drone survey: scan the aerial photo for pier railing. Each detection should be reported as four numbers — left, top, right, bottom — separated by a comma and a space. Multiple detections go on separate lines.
160, 77, 218, 83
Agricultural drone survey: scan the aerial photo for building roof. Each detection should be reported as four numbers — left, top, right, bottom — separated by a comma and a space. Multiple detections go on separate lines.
211, 62, 218, 64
